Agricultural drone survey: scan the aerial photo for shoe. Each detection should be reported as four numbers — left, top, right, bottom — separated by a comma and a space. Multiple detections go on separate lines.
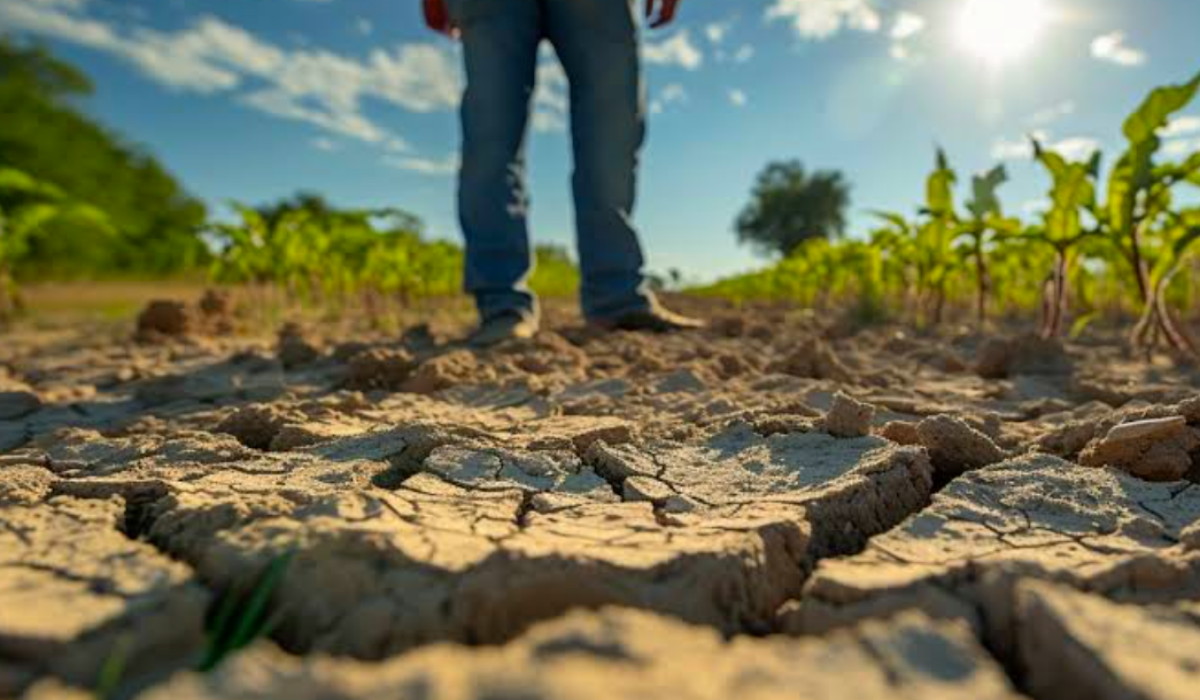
466, 312, 540, 348
590, 303, 706, 333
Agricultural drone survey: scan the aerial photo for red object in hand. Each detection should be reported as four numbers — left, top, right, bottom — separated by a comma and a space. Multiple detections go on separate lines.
644, 0, 681, 28
423, 0, 457, 37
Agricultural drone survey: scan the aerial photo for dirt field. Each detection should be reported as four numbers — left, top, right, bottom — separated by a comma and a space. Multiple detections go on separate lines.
2, 293, 1199, 699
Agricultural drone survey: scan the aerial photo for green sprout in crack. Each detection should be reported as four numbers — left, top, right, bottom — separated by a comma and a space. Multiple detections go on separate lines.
198, 549, 295, 672
93, 634, 132, 700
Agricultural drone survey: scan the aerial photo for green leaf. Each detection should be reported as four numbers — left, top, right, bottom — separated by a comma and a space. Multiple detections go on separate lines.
1069, 312, 1098, 340
925, 149, 957, 218
967, 164, 1008, 218
1123, 71, 1200, 145
0, 167, 65, 200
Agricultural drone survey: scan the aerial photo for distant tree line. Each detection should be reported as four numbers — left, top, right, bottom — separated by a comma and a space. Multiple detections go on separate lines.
0, 37, 209, 279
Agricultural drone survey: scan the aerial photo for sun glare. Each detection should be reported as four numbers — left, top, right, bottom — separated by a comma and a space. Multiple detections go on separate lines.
955, 0, 1050, 66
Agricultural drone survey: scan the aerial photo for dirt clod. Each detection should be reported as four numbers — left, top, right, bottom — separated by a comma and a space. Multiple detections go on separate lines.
823, 392, 875, 438
135, 300, 193, 340
915, 414, 1007, 478
1079, 416, 1199, 482
344, 347, 416, 390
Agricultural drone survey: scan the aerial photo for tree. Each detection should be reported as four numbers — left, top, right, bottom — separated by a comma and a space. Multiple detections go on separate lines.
0, 167, 111, 321
0, 37, 208, 278
735, 160, 851, 258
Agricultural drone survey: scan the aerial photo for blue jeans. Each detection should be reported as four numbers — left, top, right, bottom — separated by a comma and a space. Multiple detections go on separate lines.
452, 0, 655, 322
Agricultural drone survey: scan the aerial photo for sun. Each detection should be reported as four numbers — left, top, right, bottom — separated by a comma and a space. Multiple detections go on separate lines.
955, 0, 1050, 66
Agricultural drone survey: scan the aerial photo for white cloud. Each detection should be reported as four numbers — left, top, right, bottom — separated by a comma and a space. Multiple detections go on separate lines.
991, 130, 1099, 162
1053, 137, 1102, 162
311, 137, 338, 152
532, 55, 568, 132
705, 20, 733, 44
384, 153, 459, 176
649, 82, 688, 115
1028, 100, 1077, 126
731, 45, 755, 63
1091, 32, 1146, 67
0, 0, 461, 147
886, 11, 925, 61
889, 11, 925, 40
1022, 199, 1051, 215
1163, 138, 1200, 158
765, 0, 881, 40
644, 31, 703, 70
1161, 115, 1200, 138
355, 18, 373, 35
1161, 117, 1200, 158
729, 89, 748, 107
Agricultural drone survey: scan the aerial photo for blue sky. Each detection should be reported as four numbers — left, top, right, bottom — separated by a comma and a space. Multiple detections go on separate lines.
3, 0, 1200, 280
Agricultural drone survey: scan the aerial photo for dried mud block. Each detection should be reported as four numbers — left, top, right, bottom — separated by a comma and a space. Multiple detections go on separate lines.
0, 497, 207, 696
132, 361, 285, 407
214, 404, 300, 450
588, 422, 933, 557
768, 338, 854, 383
1016, 581, 1200, 700
879, 421, 921, 445
823, 392, 875, 438
343, 348, 416, 391
421, 445, 616, 502
915, 415, 1007, 479
523, 415, 634, 453
277, 323, 321, 370
787, 455, 1200, 655
197, 289, 231, 318
268, 420, 371, 452
973, 334, 1072, 380
0, 390, 40, 420
298, 422, 494, 472
1079, 416, 1200, 482
135, 300, 193, 340
500, 331, 590, 377
26, 430, 383, 502
0, 464, 55, 505
147, 475, 809, 657
132, 610, 1020, 700
0, 422, 28, 451
403, 350, 492, 395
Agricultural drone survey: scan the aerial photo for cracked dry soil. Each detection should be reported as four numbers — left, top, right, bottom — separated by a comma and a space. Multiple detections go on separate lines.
3, 297, 1200, 699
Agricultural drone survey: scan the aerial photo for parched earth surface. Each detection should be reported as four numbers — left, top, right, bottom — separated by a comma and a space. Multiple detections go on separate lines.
3, 296, 1200, 699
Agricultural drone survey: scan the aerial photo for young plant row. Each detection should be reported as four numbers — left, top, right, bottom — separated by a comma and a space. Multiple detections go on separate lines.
700, 71, 1200, 355
206, 204, 580, 322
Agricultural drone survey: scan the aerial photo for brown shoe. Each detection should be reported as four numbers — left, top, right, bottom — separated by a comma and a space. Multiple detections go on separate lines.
466, 313, 540, 348
590, 304, 705, 333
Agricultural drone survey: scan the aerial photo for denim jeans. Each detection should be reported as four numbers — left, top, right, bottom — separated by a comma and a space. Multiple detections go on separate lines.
451, 0, 655, 322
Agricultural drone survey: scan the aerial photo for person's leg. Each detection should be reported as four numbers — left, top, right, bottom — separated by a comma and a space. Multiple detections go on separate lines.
455, 0, 543, 323
543, 0, 656, 321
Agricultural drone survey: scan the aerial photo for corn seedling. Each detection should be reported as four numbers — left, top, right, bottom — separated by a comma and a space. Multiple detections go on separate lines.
199, 549, 294, 672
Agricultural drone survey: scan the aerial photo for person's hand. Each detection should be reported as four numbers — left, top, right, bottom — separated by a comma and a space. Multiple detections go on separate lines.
644, 0, 681, 29
423, 0, 457, 37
